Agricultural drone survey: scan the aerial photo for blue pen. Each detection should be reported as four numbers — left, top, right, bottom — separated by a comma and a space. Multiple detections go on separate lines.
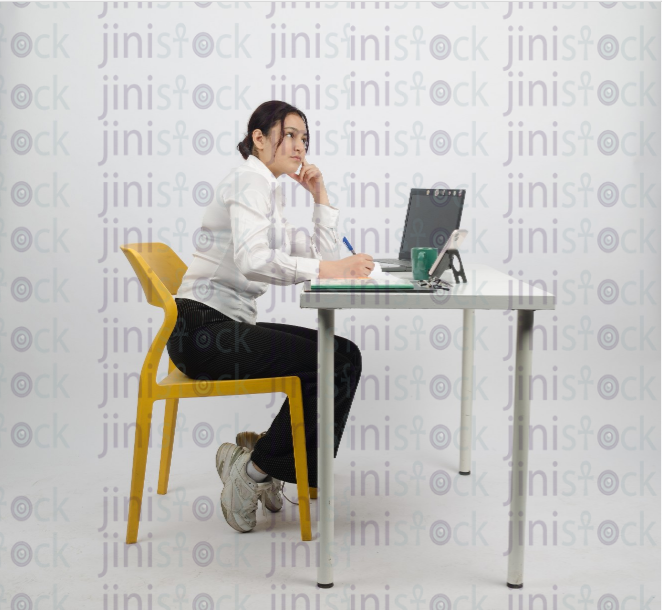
343, 236, 357, 255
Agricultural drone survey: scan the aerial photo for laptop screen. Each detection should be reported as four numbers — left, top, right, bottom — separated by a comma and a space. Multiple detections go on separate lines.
398, 189, 466, 260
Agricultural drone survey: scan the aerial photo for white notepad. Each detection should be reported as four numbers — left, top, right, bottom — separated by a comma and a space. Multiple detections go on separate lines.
310, 271, 414, 290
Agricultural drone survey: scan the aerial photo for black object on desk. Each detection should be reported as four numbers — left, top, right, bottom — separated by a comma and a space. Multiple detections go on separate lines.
429, 249, 467, 284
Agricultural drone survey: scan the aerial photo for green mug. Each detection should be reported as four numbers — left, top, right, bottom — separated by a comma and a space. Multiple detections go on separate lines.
411, 247, 439, 280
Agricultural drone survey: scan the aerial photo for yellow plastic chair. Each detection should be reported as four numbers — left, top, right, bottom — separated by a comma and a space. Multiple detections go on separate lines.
120, 242, 316, 544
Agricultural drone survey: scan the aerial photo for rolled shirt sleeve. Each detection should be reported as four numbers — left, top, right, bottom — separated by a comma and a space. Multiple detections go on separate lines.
226, 176, 341, 285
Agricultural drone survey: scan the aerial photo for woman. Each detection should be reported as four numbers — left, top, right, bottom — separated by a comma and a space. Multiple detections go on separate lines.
166, 100, 374, 534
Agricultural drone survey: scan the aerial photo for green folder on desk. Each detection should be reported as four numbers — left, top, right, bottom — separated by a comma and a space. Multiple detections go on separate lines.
310, 275, 415, 290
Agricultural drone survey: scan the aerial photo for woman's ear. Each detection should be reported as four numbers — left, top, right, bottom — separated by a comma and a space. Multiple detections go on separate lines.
252, 129, 263, 152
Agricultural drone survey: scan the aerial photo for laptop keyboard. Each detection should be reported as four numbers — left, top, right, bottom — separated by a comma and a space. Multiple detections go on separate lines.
375, 258, 412, 270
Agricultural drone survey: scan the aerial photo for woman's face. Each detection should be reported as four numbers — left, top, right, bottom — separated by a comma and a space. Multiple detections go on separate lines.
252, 113, 308, 178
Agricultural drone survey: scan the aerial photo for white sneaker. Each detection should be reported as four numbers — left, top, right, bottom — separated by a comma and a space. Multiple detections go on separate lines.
215, 442, 273, 533
235, 430, 284, 513
235, 430, 267, 452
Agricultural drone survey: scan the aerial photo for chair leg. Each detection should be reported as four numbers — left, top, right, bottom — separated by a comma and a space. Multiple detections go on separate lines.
126, 396, 155, 544
158, 395, 179, 495
288, 383, 312, 541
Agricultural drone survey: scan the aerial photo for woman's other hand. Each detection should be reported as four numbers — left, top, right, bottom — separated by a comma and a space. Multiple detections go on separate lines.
319, 254, 374, 279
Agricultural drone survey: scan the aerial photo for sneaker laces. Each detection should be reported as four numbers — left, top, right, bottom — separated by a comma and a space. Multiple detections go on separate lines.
260, 478, 312, 507
244, 448, 304, 507
248, 484, 270, 518
267, 478, 297, 506
281, 481, 307, 506
246, 436, 299, 506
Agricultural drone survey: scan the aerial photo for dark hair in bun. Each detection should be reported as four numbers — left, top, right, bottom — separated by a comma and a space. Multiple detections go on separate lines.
237, 100, 310, 160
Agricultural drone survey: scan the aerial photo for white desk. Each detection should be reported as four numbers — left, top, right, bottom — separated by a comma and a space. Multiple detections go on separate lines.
299, 263, 555, 589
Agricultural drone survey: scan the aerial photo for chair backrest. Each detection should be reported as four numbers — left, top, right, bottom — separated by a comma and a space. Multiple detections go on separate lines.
121, 242, 188, 305
120, 242, 188, 375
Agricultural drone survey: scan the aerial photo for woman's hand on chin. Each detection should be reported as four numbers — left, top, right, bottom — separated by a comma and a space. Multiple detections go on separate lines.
287, 158, 327, 203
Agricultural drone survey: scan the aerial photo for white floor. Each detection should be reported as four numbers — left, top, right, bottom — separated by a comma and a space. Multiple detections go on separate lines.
3, 389, 659, 610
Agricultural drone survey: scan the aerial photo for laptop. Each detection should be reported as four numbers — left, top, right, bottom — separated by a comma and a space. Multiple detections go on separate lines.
374, 188, 466, 271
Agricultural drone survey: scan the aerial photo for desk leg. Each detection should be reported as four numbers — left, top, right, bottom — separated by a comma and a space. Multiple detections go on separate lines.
459, 309, 475, 475
507, 309, 534, 588
317, 308, 335, 588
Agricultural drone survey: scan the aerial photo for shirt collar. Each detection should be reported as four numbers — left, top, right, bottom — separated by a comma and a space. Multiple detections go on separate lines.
244, 153, 279, 187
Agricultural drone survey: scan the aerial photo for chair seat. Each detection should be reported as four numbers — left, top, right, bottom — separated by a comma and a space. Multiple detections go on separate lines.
156, 368, 301, 401
159, 367, 200, 386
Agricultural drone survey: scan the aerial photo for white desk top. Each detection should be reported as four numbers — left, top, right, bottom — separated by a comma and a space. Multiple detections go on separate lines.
300, 263, 555, 311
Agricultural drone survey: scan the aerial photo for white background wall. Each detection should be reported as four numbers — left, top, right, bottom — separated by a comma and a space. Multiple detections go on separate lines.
1, 2, 660, 609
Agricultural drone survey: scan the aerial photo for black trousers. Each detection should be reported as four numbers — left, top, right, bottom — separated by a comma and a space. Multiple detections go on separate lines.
166, 298, 362, 488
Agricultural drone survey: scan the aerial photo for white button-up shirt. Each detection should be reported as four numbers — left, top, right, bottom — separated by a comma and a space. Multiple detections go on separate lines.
175, 153, 342, 325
